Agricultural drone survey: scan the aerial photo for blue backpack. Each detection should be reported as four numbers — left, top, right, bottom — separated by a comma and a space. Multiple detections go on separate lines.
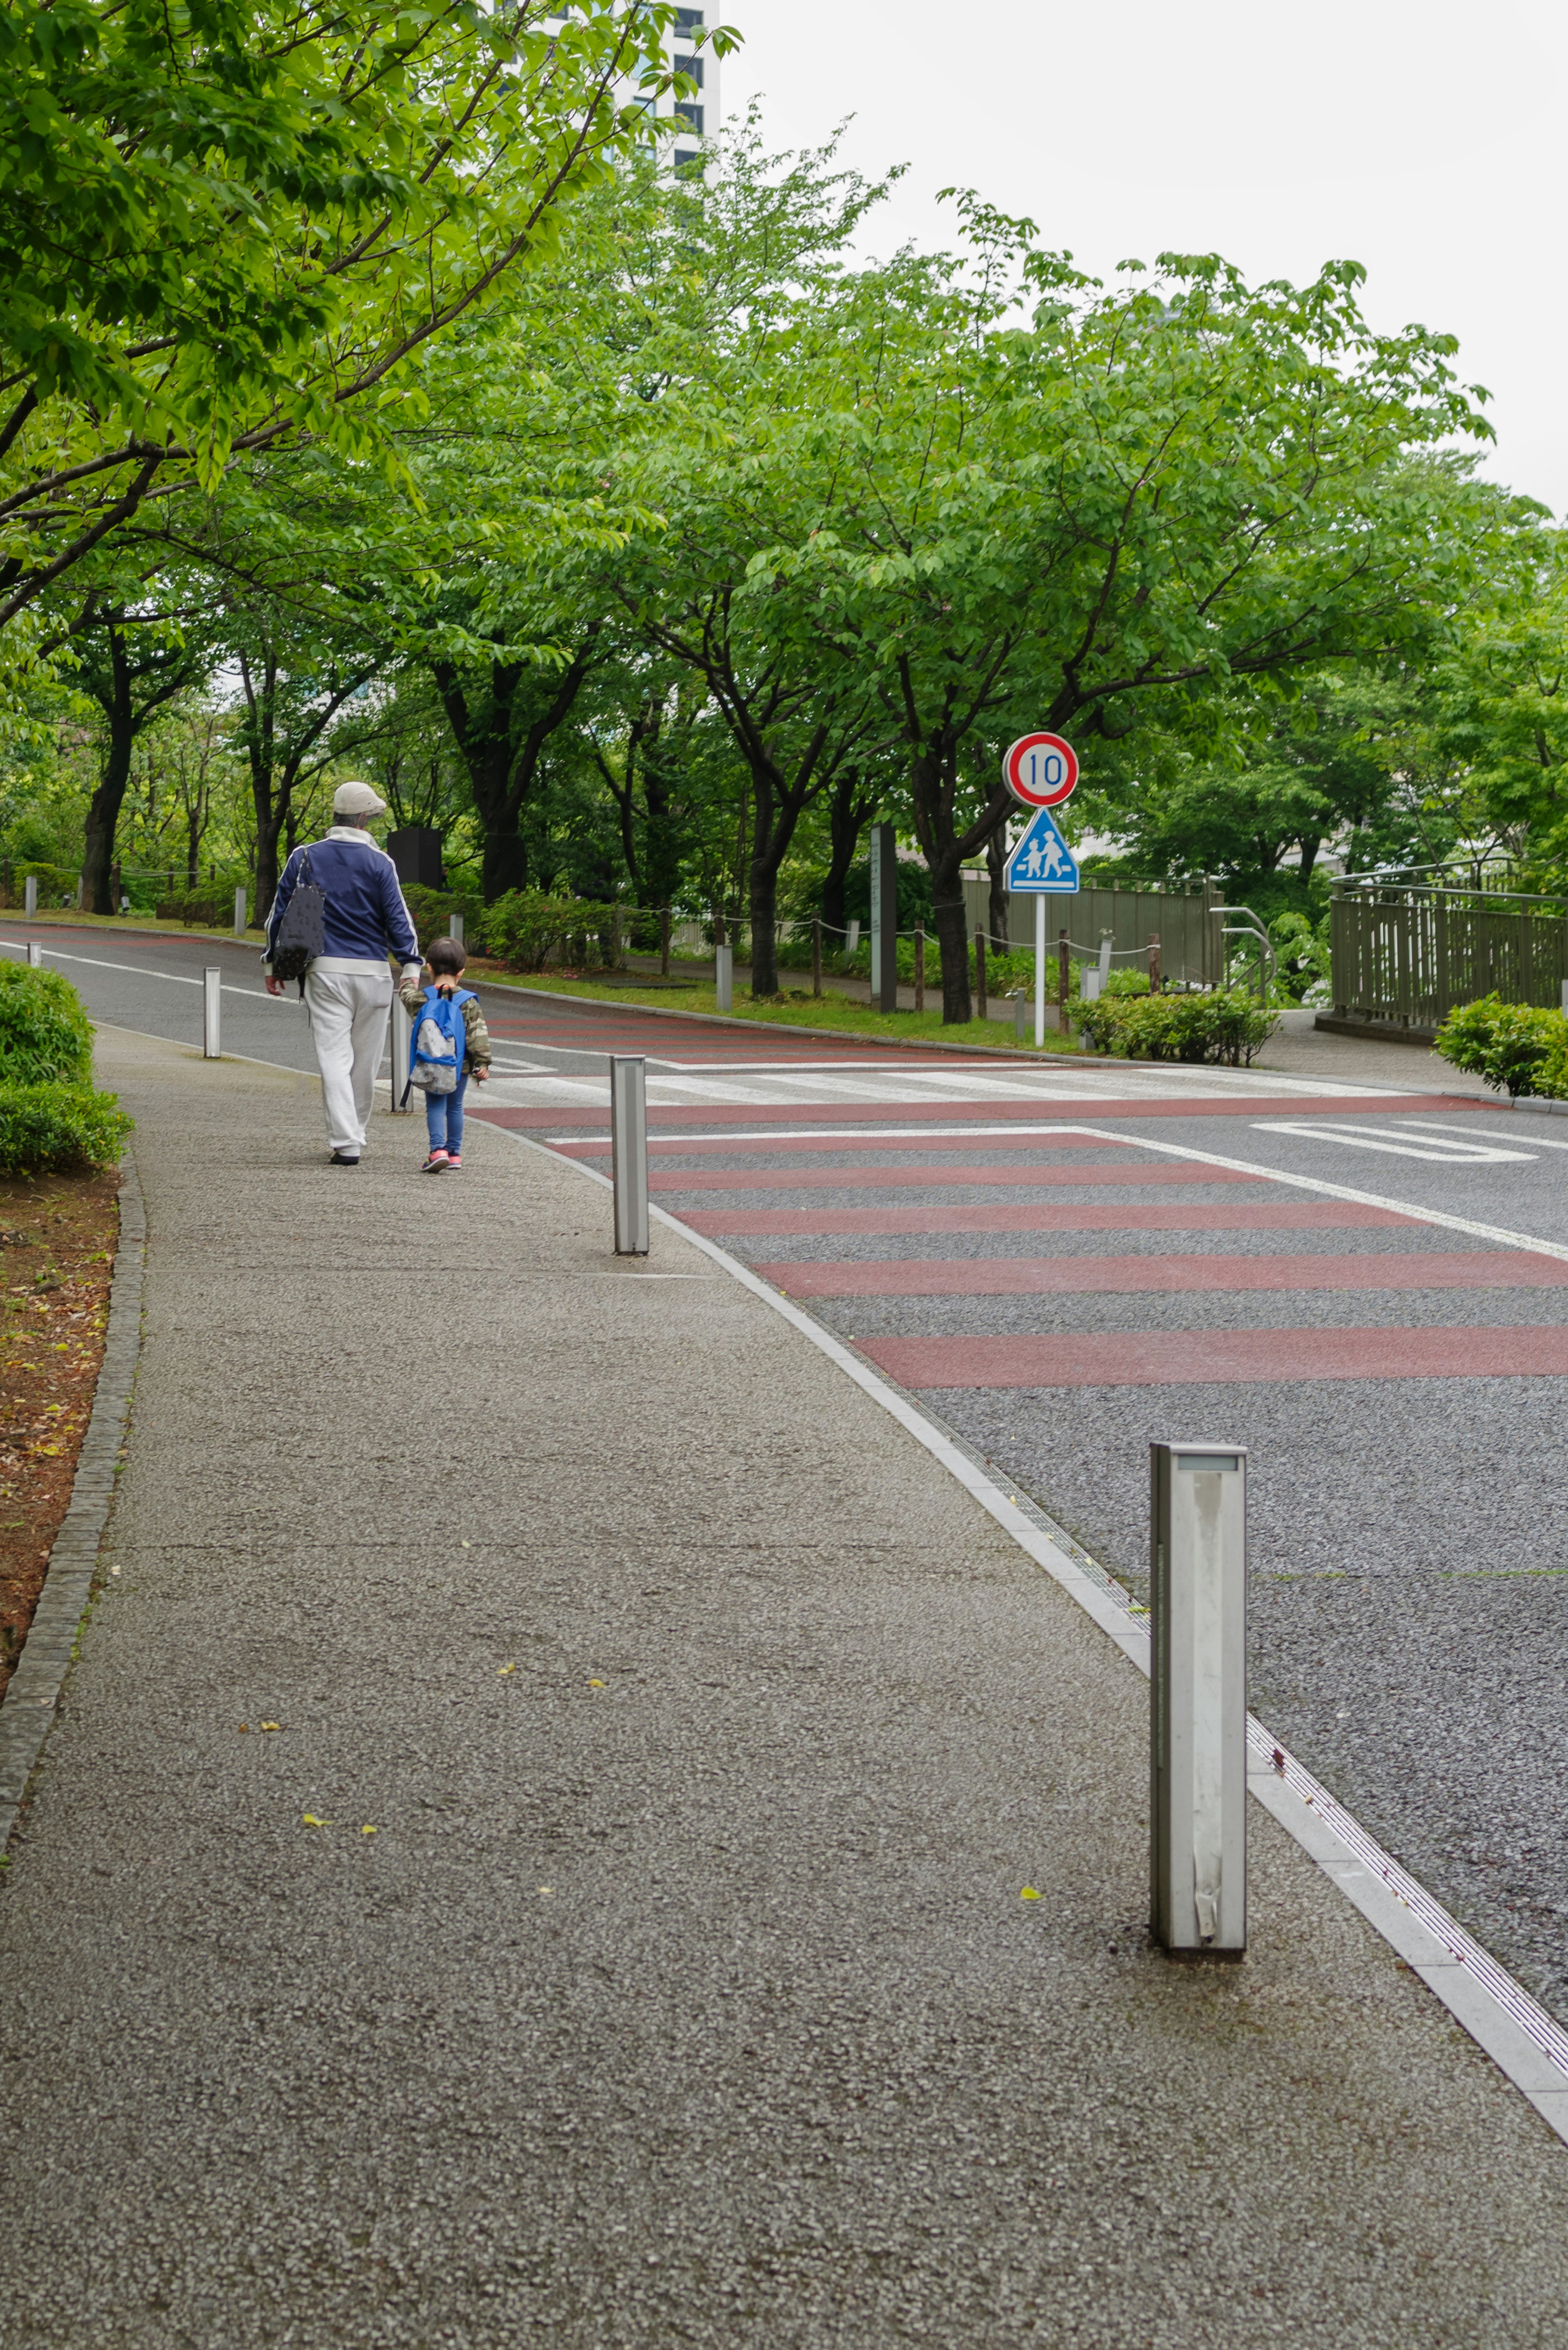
403, 985, 474, 1103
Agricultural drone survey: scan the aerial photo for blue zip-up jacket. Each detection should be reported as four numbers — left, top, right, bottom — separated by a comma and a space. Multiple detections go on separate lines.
263, 829, 420, 972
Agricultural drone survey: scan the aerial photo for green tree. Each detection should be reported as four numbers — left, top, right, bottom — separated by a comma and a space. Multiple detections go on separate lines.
754, 211, 1528, 1019
0, 0, 730, 630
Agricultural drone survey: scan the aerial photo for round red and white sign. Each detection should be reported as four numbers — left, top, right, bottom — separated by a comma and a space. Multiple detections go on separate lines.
1004, 733, 1078, 809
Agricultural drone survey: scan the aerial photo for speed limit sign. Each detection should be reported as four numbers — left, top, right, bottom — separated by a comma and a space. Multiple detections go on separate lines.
1004, 733, 1078, 809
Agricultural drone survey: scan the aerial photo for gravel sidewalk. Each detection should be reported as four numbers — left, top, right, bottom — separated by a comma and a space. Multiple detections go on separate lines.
1, 1026, 1566, 2348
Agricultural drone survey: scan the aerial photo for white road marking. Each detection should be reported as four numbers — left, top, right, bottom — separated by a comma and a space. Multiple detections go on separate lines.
1252, 1120, 1535, 1166
1399, 1117, 1568, 1154
1052, 1124, 1568, 1264
1, 938, 281, 1001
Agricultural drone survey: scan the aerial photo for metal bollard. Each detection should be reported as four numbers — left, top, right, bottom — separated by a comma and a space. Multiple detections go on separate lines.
610, 1055, 650, 1255
451, 911, 465, 949
27, 941, 42, 968
715, 941, 733, 1014
1150, 1442, 1247, 1954
389, 995, 412, 1112
203, 967, 222, 1059
233, 885, 247, 937
24, 875, 37, 919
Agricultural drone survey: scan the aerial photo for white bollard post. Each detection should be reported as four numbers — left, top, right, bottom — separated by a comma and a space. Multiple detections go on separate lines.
450, 911, 465, 949
844, 919, 860, 964
715, 941, 733, 1014
610, 1055, 650, 1255
1150, 1442, 1247, 1955
389, 995, 412, 1113
26, 941, 42, 969
233, 885, 247, 937
1098, 932, 1113, 993
203, 967, 222, 1059
1034, 895, 1046, 1048
24, 875, 37, 919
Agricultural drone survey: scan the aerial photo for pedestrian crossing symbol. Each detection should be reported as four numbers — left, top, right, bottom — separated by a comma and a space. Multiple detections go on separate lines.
1005, 805, 1079, 893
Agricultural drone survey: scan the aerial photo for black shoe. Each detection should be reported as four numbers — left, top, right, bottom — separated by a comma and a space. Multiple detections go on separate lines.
329, 1150, 361, 1165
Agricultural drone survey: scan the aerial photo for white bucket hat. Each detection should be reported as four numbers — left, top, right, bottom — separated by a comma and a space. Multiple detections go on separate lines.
332, 778, 387, 817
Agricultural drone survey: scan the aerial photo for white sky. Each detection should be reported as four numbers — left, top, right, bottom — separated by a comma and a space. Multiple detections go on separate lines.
723, 0, 1567, 516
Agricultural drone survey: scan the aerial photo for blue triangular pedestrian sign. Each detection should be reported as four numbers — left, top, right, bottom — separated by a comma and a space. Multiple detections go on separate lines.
1005, 805, 1079, 893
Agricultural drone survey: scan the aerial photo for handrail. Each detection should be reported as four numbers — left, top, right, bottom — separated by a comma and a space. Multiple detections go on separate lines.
1211, 904, 1275, 999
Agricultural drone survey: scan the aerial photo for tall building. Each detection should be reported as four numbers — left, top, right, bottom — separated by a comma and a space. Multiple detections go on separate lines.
544, 5, 721, 167
669, 5, 719, 167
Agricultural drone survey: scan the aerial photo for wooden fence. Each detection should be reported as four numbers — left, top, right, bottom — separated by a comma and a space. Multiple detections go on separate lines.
960, 873, 1223, 987
1330, 885, 1568, 1031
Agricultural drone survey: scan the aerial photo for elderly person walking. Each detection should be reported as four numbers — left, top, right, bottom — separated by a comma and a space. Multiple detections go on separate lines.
263, 780, 421, 1165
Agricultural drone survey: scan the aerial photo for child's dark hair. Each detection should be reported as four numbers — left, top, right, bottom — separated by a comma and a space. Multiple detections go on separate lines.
428, 935, 466, 976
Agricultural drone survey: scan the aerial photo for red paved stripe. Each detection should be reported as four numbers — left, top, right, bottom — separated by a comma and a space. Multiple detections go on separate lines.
758, 1249, 1568, 1298
863, 1328, 1568, 1389
650, 1161, 1257, 1196
683, 1202, 1414, 1237
473, 1092, 1480, 1133
557, 1130, 1116, 1157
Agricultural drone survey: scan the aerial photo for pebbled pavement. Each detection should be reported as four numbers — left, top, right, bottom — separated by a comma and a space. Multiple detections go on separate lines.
2, 1027, 1568, 2346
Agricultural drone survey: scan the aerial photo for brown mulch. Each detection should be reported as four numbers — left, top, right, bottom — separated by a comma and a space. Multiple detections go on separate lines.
0, 1166, 120, 1699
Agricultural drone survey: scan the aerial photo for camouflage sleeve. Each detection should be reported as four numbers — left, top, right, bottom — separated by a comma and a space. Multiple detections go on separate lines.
462, 997, 493, 1068
397, 976, 426, 1015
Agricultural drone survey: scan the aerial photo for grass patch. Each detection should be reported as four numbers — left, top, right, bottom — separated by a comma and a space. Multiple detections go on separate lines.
475, 968, 1088, 1053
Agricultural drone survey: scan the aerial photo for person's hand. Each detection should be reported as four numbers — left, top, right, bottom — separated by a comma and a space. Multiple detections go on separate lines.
264, 975, 286, 998
474, 1066, 489, 1083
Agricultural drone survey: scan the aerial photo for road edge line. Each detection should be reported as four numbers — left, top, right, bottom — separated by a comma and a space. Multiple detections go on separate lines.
483, 1111, 1568, 2149
0, 1149, 147, 1860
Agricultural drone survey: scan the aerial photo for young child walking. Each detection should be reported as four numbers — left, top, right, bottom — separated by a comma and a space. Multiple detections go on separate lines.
399, 936, 493, 1172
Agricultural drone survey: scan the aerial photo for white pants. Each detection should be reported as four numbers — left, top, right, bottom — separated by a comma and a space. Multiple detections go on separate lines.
303, 965, 392, 1155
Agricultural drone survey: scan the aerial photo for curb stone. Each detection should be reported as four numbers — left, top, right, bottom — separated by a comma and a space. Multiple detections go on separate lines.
0, 1150, 146, 1859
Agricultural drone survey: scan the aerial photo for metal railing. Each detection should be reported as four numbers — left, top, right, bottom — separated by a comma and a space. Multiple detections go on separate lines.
1330, 881, 1568, 1029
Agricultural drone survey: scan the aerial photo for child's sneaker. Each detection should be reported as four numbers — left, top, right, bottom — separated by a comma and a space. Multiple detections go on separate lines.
446, 1153, 462, 1171
421, 1149, 449, 1174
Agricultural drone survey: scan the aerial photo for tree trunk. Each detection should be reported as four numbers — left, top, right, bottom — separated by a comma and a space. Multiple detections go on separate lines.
482, 827, 530, 901
822, 767, 878, 943
81, 623, 133, 916
931, 870, 971, 1023
749, 852, 782, 997
434, 641, 597, 903
986, 826, 1009, 951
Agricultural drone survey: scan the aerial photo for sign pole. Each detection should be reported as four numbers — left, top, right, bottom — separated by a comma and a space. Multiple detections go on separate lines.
1034, 896, 1045, 1048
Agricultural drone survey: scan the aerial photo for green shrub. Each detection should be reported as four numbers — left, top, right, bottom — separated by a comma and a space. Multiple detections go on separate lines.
400, 884, 483, 955
1082, 987, 1278, 1066
0, 963, 94, 1085
1434, 995, 1568, 1099
8, 860, 78, 908
0, 1082, 132, 1173
479, 889, 621, 971
155, 885, 246, 928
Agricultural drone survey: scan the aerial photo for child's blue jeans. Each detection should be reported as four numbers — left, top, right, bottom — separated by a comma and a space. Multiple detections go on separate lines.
425, 1071, 468, 1155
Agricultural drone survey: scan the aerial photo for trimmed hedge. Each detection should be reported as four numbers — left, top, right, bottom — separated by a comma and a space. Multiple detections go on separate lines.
480, 889, 620, 971
1081, 987, 1278, 1066
1434, 994, 1568, 1099
0, 1081, 132, 1174
0, 962, 94, 1086
156, 885, 247, 927
402, 884, 479, 955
